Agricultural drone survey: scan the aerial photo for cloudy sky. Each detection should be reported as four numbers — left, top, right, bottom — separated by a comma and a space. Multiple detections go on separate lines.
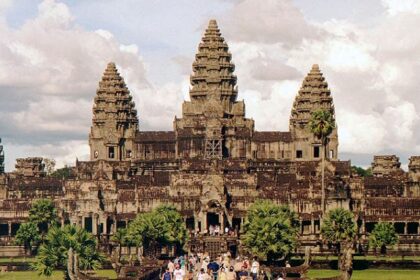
0, 0, 419, 171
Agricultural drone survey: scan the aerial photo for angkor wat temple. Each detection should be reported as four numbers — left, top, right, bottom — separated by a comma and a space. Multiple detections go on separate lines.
0, 20, 418, 257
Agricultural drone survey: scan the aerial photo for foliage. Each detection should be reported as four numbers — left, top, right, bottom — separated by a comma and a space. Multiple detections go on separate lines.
32, 225, 105, 277
241, 200, 300, 262
50, 165, 73, 179
321, 208, 356, 245
351, 166, 372, 177
29, 199, 58, 233
43, 158, 56, 176
308, 109, 335, 143
127, 205, 188, 251
14, 222, 41, 255
368, 222, 398, 255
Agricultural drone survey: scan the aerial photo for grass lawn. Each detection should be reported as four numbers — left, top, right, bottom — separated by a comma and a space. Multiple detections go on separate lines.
0, 270, 118, 279
0, 258, 35, 263
308, 269, 420, 280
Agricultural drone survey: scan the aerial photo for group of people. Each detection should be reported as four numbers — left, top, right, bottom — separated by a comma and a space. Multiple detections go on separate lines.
161, 253, 266, 280
191, 225, 239, 237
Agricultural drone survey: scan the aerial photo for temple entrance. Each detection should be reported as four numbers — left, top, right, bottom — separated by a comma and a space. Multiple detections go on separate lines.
207, 212, 219, 229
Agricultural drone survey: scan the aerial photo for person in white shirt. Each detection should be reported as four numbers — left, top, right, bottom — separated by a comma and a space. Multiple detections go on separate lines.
173, 264, 185, 280
250, 257, 259, 280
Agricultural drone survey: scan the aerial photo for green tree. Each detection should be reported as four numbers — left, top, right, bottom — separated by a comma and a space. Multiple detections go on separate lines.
368, 222, 398, 256
351, 166, 372, 177
50, 165, 73, 179
127, 205, 188, 256
32, 225, 104, 278
308, 109, 335, 213
14, 222, 40, 255
43, 158, 56, 176
241, 200, 300, 262
111, 228, 129, 262
321, 208, 356, 280
29, 199, 58, 234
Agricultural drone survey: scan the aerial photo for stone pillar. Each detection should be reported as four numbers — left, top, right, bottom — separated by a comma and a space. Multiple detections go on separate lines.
220, 212, 224, 229
61, 217, 65, 228
194, 215, 199, 233
111, 216, 116, 234
311, 218, 315, 234
7, 221, 11, 237
404, 222, 407, 235
81, 216, 85, 230
104, 217, 108, 235
201, 213, 207, 234
92, 215, 98, 235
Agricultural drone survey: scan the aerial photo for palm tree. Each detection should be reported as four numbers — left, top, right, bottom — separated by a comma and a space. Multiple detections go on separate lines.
308, 109, 335, 213
241, 200, 300, 263
29, 199, 58, 234
111, 228, 128, 263
14, 222, 40, 256
369, 222, 398, 256
321, 208, 356, 280
32, 225, 104, 278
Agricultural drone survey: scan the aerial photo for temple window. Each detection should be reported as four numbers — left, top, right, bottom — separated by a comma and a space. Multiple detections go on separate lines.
108, 147, 115, 159
296, 150, 303, 158
314, 146, 320, 158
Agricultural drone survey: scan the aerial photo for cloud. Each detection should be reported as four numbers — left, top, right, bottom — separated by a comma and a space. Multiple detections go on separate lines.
1, 0, 419, 171
222, 0, 324, 46
0, 0, 151, 170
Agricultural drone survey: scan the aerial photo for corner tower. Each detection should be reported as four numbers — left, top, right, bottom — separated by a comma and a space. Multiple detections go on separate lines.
174, 20, 254, 159
289, 64, 338, 160
89, 62, 138, 161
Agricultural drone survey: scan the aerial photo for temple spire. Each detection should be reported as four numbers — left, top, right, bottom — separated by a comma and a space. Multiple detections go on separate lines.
89, 62, 138, 161
289, 64, 338, 160
290, 64, 335, 128
189, 19, 237, 110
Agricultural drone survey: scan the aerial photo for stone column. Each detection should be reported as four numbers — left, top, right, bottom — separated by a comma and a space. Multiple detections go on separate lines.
220, 212, 224, 229
81, 216, 85, 230
7, 221, 11, 237
194, 215, 199, 233
404, 222, 407, 235
92, 215, 98, 235
201, 213, 207, 234
311, 218, 315, 235
104, 217, 108, 235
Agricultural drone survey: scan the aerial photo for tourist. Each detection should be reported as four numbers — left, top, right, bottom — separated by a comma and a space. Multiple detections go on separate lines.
209, 225, 215, 236
215, 225, 220, 235
250, 257, 259, 280
198, 268, 209, 280
162, 268, 172, 280
208, 259, 220, 280
238, 266, 248, 280
234, 257, 242, 279
225, 226, 229, 235
242, 257, 250, 270
226, 266, 236, 280
168, 260, 175, 274
173, 264, 185, 280
285, 261, 291, 268
202, 256, 210, 272
219, 267, 227, 280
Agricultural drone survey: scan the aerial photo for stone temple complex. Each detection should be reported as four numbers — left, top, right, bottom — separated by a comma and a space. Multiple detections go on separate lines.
0, 20, 418, 257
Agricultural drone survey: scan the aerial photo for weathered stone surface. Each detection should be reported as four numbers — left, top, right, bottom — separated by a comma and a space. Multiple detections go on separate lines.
0, 19, 418, 255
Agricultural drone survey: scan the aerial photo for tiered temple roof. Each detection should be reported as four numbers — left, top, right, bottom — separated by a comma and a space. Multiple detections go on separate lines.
92, 62, 138, 129
290, 64, 335, 128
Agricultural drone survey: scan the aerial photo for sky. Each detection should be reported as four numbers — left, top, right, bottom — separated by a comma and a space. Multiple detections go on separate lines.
0, 0, 419, 171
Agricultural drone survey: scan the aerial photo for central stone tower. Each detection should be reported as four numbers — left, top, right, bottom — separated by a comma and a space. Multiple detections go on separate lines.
174, 20, 254, 160
89, 63, 139, 161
